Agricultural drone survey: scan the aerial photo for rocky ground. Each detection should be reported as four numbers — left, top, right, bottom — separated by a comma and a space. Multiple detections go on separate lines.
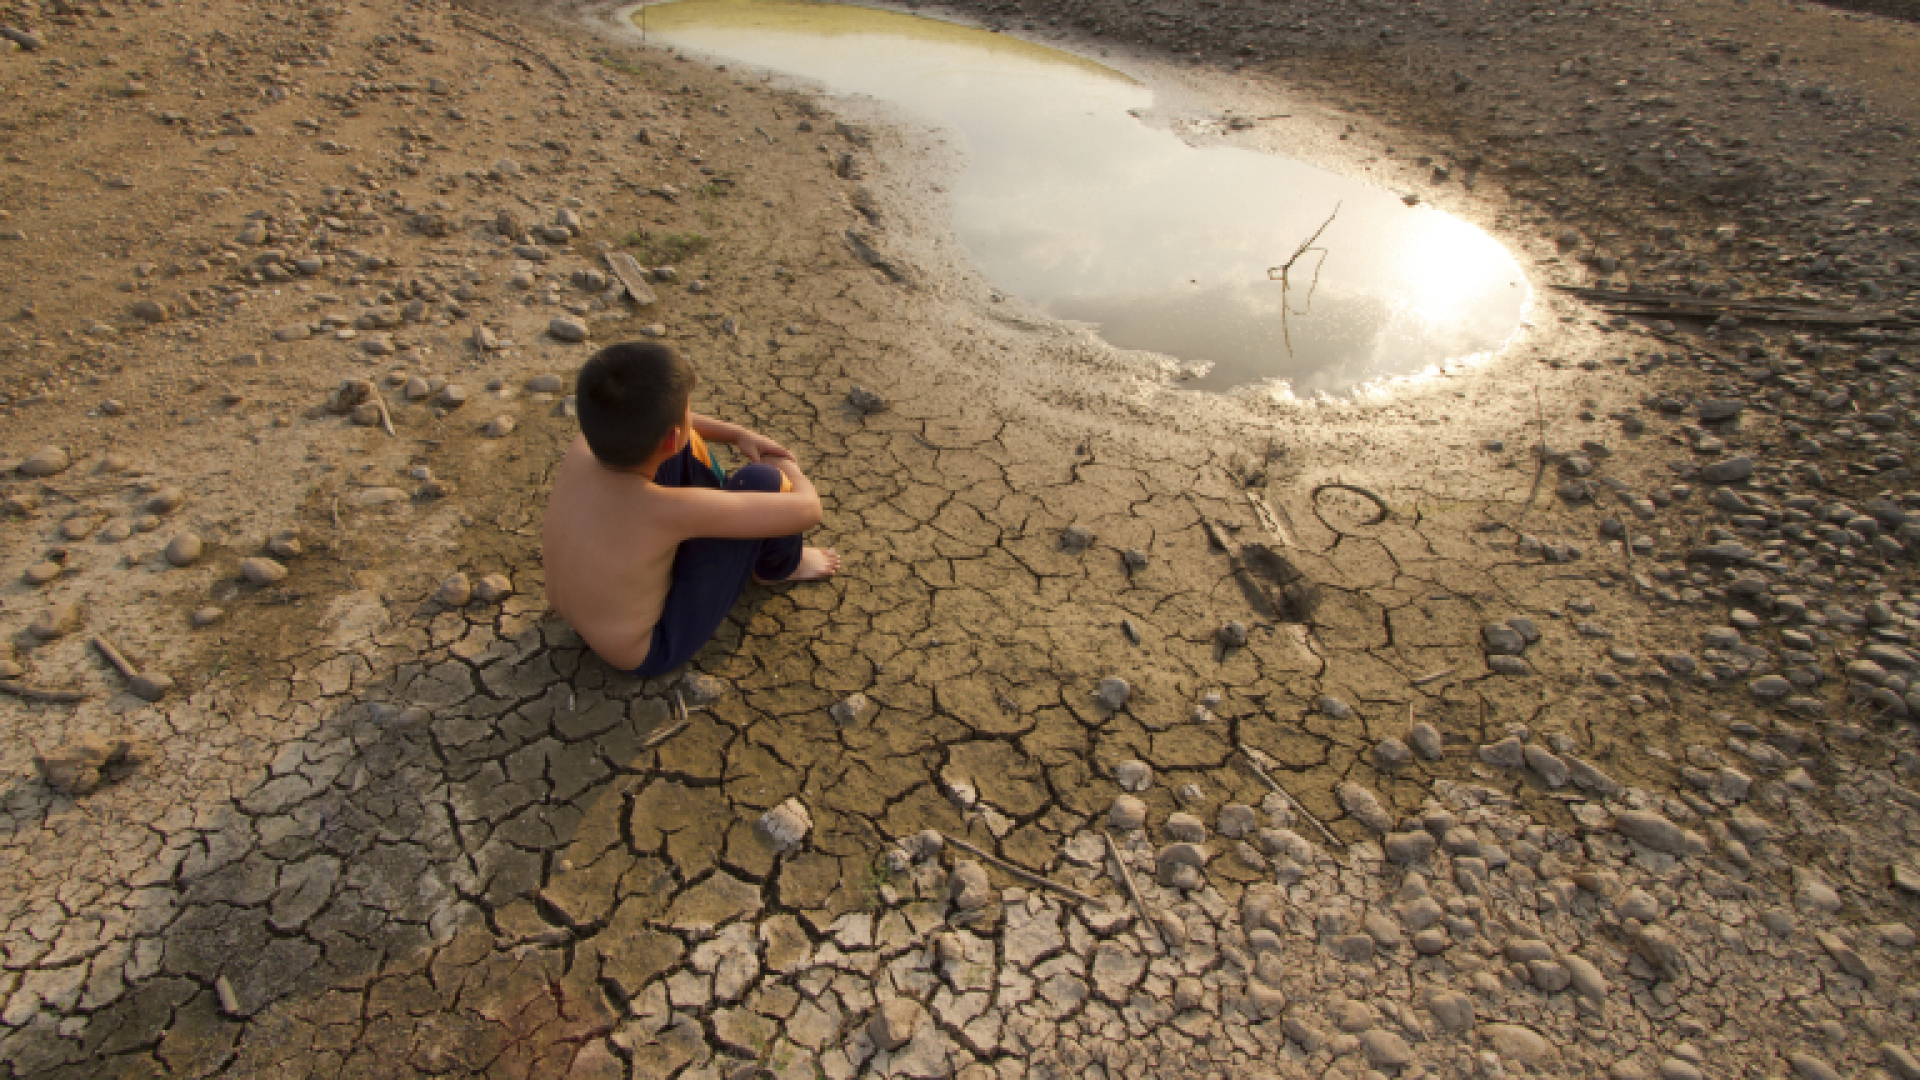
1, 0, 1920, 1077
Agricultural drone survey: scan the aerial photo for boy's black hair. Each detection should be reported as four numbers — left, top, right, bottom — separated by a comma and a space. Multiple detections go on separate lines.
575, 341, 697, 469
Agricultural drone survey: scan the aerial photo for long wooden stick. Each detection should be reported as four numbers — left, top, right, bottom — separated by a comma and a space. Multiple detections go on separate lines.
1102, 829, 1162, 950
941, 832, 1098, 905
374, 390, 396, 438
1237, 743, 1342, 849
0, 680, 87, 704
641, 720, 689, 752
93, 635, 138, 680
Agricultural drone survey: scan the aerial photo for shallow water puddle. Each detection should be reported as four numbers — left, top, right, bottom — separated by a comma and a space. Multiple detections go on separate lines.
637, 0, 1529, 396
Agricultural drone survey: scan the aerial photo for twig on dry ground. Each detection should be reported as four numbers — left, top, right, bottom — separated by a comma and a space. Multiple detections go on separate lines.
374, 391, 396, 438
640, 720, 690, 751
941, 833, 1099, 905
0, 680, 87, 704
1101, 829, 1162, 950
1238, 742, 1343, 849
92, 636, 137, 680
1411, 667, 1456, 687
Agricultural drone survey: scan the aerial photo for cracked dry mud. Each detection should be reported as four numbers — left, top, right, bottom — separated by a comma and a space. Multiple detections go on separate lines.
2, 0, 1920, 1077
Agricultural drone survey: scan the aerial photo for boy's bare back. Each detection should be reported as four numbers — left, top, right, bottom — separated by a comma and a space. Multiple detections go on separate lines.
543, 435, 683, 670
544, 429, 837, 671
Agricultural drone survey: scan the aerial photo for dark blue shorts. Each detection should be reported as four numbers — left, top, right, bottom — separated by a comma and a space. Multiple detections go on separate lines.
630, 441, 803, 679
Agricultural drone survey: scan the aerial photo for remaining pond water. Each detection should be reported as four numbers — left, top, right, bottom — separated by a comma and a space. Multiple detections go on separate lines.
635, 0, 1530, 396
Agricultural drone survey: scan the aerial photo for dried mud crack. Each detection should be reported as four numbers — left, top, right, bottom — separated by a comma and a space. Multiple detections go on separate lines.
1, 0, 1919, 1077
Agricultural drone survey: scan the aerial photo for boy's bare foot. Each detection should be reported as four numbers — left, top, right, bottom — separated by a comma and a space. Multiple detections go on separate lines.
761, 547, 840, 584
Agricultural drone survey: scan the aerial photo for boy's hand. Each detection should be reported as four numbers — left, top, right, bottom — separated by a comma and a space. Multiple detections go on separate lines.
734, 429, 794, 464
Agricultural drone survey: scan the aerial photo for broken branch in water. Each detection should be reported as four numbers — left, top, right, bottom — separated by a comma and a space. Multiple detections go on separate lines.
1267, 202, 1341, 355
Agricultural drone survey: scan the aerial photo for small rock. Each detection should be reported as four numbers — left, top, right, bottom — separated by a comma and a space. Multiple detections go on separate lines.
239, 557, 288, 585
829, 692, 875, 726
1385, 831, 1437, 863
35, 731, 143, 797
527, 373, 564, 394
847, 385, 886, 414
189, 607, 224, 628
1483, 622, 1527, 655
1061, 524, 1096, 551
1483, 1023, 1552, 1065
1409, 722, 1443, 759
1428, 990, 1474, 1033
18, 446, 70, 477
1880, 1044, 1920, 1080
1217, 803, 1257, 838
473, 574, 513, 602
869, 997, 925, 1052
549, 316, 589, 342
143, 486, 186, 515
165, 533, 203, 567
1700, 456, 1754, 484
756, 798, 811, 852
1614, 809, 1704, 856
28, 603, 80, 639
680, 672, 725, 707
1165, 812, 1207, 844
436, 573, 472, 606
1218, 620, 1249, 647
1374, 737, 1412, 770
949, 859, 991, 911
1335, 782, 1392, 832
1564, 954, 1608, 1001
1479, 736, 1526, 770
482, 415, 516, 438
1094, 676, 1130, 711
1787, 1053, 1844, 1080
1113, 759, 1152, 792
1316, 694, 1353, 719
128, 672, 174, 703
326, 378, 372, 414
1360, 1029, 1413, 1070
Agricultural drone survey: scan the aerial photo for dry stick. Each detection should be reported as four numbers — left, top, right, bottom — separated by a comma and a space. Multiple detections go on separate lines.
373, 390, 396, 439
1515, 386, 1552, 521
640, 719, 690, 751
641, 689, 693, 750
449, 10, 571, 83
93, 635, 138, 681
0, 680, 87, 704
940, 833, 1099, 905
1411, 667, 1457, 687
1237, 742, 1342, 849
1101, 829, 1162, 950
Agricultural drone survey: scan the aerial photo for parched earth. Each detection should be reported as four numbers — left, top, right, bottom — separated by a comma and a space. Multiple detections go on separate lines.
2, 0, 1920, 1077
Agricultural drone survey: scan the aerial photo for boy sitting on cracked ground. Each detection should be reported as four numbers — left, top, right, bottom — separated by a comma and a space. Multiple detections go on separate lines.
542, 341, 840, 677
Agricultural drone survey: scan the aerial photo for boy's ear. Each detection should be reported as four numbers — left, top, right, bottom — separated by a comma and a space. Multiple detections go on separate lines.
656, 425, 682, 456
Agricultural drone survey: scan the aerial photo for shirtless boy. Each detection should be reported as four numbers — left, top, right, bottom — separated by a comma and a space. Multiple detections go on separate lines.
542, 341, 839, 677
